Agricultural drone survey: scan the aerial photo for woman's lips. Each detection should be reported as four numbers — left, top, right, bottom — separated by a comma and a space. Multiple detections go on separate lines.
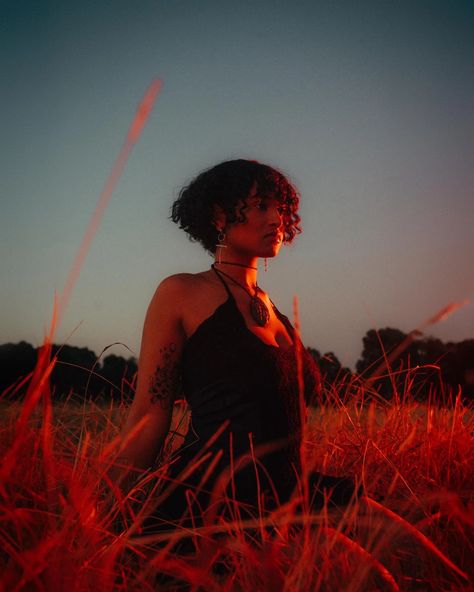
265, 233, 281, 243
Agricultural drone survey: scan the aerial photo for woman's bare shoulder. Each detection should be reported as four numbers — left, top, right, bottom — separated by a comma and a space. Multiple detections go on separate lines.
151, 271, 213, 305
147, 270, 222, 336
158, 271, 211, 289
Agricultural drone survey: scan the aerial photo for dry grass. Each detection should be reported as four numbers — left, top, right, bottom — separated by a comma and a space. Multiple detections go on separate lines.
1, 371, 473, 591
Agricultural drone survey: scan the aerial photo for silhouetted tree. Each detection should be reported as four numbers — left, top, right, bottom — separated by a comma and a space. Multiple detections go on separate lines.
99, 354, 137, 402
319, 352, 352, 385
447, 339, 474, 401
50, 345, 97, 401
307, 347, 352, 399
354, 330, 474, 402
355, 328, 424, 399
0, 341, 37, 397
307, 347, 321, 364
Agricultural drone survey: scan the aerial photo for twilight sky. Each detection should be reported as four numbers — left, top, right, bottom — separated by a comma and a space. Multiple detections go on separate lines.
1, 0, 473, 371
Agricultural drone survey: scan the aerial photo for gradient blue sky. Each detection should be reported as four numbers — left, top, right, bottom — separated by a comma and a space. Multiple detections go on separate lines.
1, 0, 473, 370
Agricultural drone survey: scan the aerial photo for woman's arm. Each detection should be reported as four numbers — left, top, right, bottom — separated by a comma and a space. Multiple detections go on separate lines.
111, 275, 188, 487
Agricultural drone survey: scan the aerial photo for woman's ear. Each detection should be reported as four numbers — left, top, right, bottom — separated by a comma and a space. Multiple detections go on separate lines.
212, 204, 226, 231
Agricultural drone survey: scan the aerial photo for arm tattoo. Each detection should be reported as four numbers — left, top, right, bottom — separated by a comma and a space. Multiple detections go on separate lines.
149, 343, 181, 407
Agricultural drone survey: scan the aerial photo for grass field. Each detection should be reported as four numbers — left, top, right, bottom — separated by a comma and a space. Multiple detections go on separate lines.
1, 366, 473, 591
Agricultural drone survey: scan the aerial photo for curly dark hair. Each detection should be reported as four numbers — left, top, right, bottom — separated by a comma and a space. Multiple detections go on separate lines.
170, 159, 302, 255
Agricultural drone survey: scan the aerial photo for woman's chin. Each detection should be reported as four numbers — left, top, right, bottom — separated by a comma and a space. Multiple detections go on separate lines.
261, 247, 280, 258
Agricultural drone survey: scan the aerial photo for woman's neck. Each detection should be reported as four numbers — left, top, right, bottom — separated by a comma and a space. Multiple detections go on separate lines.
213, 255, 260, 289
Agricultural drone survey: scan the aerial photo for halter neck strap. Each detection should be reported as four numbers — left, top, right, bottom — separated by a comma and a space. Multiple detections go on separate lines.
211, 265, 235, 300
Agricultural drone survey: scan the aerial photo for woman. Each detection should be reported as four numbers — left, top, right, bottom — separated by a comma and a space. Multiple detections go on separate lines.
117, 159, 356, 534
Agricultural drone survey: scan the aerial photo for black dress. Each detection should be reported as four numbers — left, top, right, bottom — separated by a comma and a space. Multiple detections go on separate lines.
144, 267, 351, 533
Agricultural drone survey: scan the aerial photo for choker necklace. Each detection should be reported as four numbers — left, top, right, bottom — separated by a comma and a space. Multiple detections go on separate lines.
216, 260, 258, 270
211, 264, 270, 327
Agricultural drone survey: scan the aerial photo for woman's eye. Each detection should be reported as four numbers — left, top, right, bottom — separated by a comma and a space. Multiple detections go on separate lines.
255, 202, 288, 216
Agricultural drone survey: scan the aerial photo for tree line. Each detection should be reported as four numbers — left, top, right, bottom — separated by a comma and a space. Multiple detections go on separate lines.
310, 329, 474, 402
1, 330, 473, 403
0, 342, 137, 404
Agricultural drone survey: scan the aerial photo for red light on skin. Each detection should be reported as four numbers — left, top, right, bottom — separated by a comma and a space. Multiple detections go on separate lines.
266, 234, 282, 244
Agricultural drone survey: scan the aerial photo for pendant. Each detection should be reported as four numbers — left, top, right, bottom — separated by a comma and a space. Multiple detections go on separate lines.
250, 296, 270, 327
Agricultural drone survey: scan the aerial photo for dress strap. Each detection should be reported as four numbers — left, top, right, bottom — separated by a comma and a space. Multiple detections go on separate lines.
269, 297, 296, 337
211, 265, 235, 300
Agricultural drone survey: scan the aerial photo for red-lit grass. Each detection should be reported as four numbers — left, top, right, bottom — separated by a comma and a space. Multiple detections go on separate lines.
1, 364, 472, 591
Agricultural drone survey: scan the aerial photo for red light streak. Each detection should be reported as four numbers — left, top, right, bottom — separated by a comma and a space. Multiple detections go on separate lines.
56, 78, 163, 332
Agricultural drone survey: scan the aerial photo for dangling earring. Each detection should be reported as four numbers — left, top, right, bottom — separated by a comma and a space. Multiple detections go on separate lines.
264, 258, 268, 272
216, 229, 227, 264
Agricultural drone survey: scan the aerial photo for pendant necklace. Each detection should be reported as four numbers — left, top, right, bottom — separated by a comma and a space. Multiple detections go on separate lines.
211, 264, 270, 327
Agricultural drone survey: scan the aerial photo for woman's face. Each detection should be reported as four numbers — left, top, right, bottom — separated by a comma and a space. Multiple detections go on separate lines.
221, 183, 286, 258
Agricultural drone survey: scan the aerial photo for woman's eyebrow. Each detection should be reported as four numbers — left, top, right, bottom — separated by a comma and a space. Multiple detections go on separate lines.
250, 194, 276, 202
